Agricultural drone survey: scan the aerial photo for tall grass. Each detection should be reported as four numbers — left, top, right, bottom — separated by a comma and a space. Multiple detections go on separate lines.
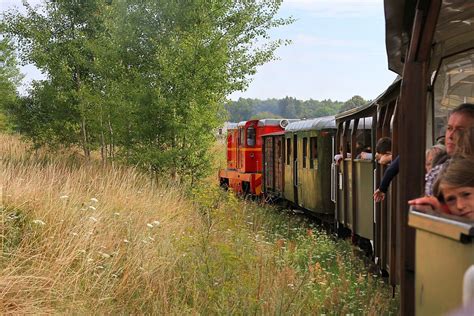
0, 134, 398, 314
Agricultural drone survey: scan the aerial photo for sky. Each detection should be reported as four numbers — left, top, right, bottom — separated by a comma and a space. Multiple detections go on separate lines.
0, 0, 397, 102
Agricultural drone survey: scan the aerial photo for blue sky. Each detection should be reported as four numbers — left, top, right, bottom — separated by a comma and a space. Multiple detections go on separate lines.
231, 0, 397, 101
1, 0, 397, 102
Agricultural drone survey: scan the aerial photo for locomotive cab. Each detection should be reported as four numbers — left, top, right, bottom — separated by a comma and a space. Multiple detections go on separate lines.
219, 119, 292, 196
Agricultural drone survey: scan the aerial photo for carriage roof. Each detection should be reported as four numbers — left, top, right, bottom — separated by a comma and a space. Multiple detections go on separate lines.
285, 116, 336, 132
237, 119, 299, 128
225, 122, 238, 130
384, 1, 473, 75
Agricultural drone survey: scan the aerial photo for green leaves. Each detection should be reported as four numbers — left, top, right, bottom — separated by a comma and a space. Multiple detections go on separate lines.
3, 0, 290, 182
0, 36, 22, 131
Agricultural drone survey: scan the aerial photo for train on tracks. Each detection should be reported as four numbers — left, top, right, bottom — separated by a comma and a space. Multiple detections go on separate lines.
219, 1, 474, 314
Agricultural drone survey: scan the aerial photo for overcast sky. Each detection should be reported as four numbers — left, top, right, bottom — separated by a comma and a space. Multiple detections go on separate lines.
0, 0, 397, 102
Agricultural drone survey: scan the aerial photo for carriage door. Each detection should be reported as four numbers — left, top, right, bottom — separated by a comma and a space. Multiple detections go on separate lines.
264, 137, 274, 193
293, 134, 299, 205
237, 127, 244, 170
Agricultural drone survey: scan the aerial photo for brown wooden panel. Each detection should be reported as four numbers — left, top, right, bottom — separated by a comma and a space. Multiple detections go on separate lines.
264, 137, 274, 191
275, 136, 284, 194
351, 118, 359, 236
398, 1, 441, 314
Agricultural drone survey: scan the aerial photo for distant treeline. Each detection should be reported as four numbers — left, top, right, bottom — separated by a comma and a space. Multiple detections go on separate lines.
225, 95, 369, 122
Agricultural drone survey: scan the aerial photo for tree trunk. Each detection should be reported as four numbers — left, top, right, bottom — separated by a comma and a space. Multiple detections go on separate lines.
108, 111, 115, 165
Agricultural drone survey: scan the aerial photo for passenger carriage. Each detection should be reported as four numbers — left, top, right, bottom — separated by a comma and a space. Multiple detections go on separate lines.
385, 0, 474, 314
335, 78, 401, 283
279, 116, 336, 215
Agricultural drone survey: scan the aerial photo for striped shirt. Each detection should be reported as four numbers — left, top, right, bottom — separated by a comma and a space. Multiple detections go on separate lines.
424, 160, 449, 196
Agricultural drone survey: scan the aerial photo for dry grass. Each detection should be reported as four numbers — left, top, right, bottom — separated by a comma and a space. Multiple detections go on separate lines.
0, 134, 399, 314
0, 134, 200, 313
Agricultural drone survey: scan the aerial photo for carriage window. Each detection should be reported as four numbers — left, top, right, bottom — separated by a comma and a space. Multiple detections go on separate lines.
310, 137, 317, 168
433, 49, 474, 140
286, 138, 291, 165
247, 127, 256, 146
303, 137, 308, 168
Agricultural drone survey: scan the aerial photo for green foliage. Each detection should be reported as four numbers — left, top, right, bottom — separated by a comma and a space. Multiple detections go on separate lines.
225, 96, 359, 122
0, 207, 30, 257
188, 183, 399, 314
2, 0, 291, 183
340, 95, 368, 113
0, 34, 22, 132
251, 111, 283, 120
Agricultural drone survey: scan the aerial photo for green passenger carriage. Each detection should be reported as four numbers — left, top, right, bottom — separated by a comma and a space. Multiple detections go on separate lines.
281, 116, 336, 215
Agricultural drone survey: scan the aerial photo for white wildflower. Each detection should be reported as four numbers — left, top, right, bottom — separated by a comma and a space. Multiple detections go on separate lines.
123, 239, 129, 243
89, 216, 98, 222
152, 220, 160, 226
88, 205, 97, 211
146, 223, 153, 228
71, 232, 78, 236
90, 197, 98, 203
114, 212, 120, 216
32, 219, 46, 226
60, 195, 69, 200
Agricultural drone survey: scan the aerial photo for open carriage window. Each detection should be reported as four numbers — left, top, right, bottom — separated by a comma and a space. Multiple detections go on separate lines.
310, 137, 317, 168
433, 49, 474, 141
247, 127, 256, 147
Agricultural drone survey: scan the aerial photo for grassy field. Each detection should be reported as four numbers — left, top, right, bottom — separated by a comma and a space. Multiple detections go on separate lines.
0, 134, 399, 314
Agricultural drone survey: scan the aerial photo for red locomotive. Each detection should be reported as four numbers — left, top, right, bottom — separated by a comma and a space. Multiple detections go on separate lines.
219, 119, 290, 195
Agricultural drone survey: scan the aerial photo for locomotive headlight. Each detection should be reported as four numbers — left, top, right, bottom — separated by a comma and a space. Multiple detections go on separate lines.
250, 153, 255, 158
